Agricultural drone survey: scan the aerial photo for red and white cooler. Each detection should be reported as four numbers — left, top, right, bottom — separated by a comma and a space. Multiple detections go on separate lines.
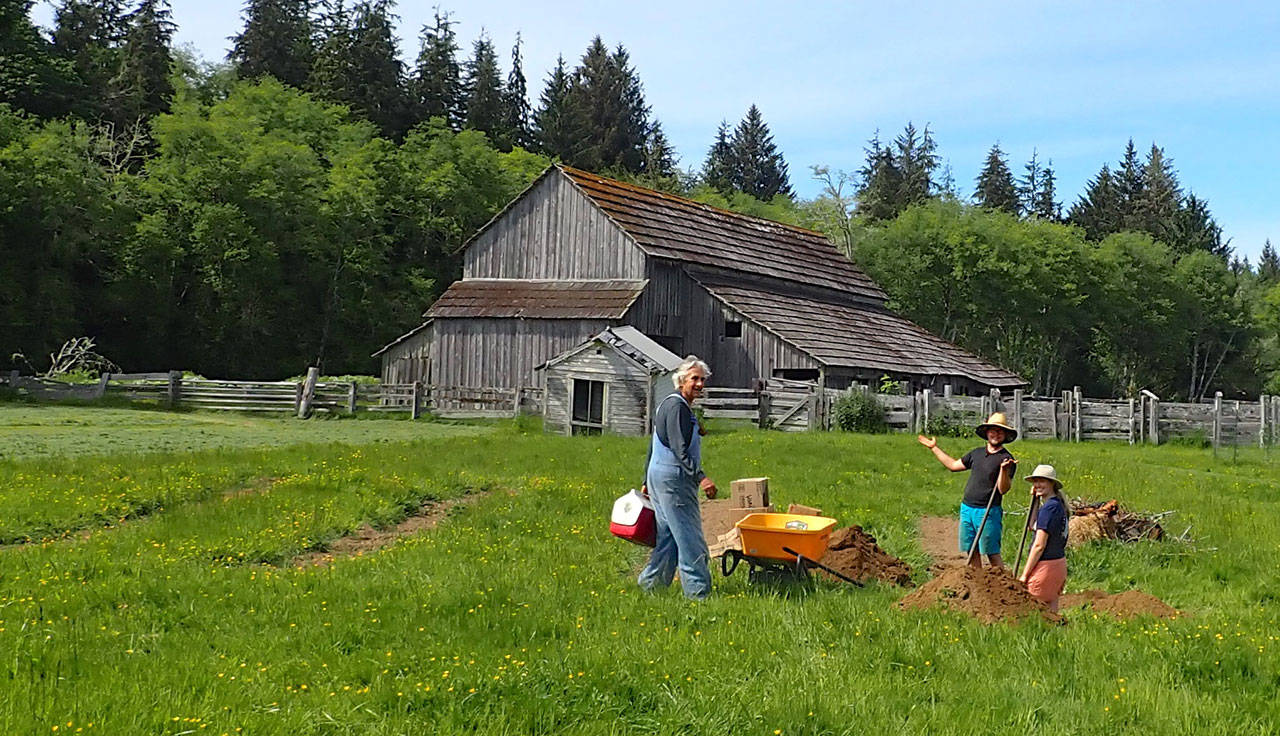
610, 489, 656, 547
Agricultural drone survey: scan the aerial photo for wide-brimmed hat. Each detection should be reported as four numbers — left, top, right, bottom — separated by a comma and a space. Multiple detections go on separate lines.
1024, 464, 1063, 490
975, 412, 1018, 443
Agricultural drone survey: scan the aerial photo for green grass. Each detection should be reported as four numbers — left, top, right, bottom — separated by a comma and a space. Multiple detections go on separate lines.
1, 407, 1278, 734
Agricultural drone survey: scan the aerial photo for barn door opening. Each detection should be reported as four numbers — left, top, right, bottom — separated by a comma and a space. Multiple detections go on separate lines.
571, 379, 605, 435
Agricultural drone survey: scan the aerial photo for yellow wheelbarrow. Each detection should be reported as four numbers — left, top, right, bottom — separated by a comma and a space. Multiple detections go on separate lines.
719, 513, 863, 586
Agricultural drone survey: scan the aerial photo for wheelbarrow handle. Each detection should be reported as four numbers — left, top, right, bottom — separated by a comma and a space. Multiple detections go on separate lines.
720, 549, 743, 577
782, 546, 864, 587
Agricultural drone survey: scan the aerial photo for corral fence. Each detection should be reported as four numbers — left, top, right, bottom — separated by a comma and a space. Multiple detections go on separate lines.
1, 370, 542, 420
702, 381, 1280, 448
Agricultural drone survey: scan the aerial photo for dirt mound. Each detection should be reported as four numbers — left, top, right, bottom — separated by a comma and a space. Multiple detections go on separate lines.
898, 565, 1061, 624
1060, 589, 1178, 619
821, 525, 913, 586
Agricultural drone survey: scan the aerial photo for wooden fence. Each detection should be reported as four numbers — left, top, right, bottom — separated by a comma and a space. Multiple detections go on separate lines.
702, 380, 1279, 447
1, 371, 542, 420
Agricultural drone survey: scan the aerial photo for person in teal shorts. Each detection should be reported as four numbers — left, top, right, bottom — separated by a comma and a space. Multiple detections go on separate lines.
918, 412, 1018, 569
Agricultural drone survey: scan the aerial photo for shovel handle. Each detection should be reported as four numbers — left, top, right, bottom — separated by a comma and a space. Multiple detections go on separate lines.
782, 546, 864, 587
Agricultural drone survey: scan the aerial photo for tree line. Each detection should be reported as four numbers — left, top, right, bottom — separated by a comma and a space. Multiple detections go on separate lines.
2, 0, 1277, 397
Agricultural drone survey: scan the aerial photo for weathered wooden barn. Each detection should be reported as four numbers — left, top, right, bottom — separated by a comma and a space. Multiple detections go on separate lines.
538, 325, 681, 436
376, 164, 1024, 396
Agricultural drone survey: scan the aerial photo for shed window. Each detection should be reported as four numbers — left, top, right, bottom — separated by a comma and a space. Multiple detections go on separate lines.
571, 379, 605, 435
724, 320, 742, 338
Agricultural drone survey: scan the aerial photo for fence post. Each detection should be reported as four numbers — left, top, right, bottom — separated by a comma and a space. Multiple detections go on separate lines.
1262, 395, 1270, 448
922, 389, 932, 434
1060, 390, 1071, 441
758, 390, 772, 429
1073, 386, 1082, 442
1013, 389, 1024, 438
908, 390, 918, 433
297, 366, 319, 419
943, 384, 953, 399
5, 369, 16, 386
411, 381, 422, 420
167, 370, 182, 408
1212, 391, 1223, 450
95, 372, 111, 399
512, 387, 523, 419
348, 382, 358, 414
1149, 396, 1160, 445
1128, 397, 1136, 445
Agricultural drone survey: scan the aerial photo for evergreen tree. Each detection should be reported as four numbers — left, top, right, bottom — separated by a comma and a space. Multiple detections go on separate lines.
728, 104, 791, 200
462, 32, 505, 145
531, 54, 572, 159
1174, 192, 1227, 258
1068, 164, 1121, 240
409, 8, 461, 130
642, 121, 677, 179
1134, 143, 1181, 242
345, 0, 406, 137
2, 0, 77, 118
973, 143, 1017, 213
1116, 138, 1144, 228
1033, 160, 1059, 221
1259, 240, 1280, 284
855, 130, 902, 221
701, 121, 733, 194
107, 0, 176, 128
893, 121, 938, 206
562, 37, 650, 173
1018, 149, 1042, 217
500, 33, 531, 149
229, 0, 313, 89
309, 0, 356, 105
50, 0, 126, 118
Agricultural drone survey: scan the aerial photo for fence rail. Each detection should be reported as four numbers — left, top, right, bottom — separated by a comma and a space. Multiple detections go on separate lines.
1, 371, 542, 420
701, 378, 1278, 448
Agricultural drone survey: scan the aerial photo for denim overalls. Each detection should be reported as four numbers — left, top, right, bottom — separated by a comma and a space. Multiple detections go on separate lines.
637, 393, 710, 599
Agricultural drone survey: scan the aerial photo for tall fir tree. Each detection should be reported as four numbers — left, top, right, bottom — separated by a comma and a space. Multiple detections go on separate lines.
107, 0, 176, 128
531, 54, 573, 159
727, 104, 791, 200
1033, 160, 1059, 221
1068, 164, 1121, 240
462, 32, 505, 145
345, 0, 406, 137
409, 8, 460, 129
855, 130, 903, 221
1018, 149, 1042, 217
3, 0, 78, 118
499, 33, 531, 150
308, 0, 357, 107
50, 0, 127, 119
1116, 138, 1145, 229
701, 121, 734, 194
893, 121, 938, 206
1134, 143, 1181, 243
1259, 240, 1280, 284
1174, 193, 1227, 258
643, 121, 677, 178
973, 143, 1017, 213
229, 0, 313, 89
562, 37, 650, 173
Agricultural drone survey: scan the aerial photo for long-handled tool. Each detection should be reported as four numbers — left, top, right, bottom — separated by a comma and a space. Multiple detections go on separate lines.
1013, 490, 1041, 576
782, 546, 864, 586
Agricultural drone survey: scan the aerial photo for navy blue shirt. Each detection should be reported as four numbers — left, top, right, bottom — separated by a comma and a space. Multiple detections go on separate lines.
1036, 497, 1068, 561
960, 446, 1016, 508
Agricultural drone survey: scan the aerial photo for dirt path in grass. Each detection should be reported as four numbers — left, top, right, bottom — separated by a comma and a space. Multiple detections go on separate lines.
919, 515, 966, 566
294, 491, 490, 568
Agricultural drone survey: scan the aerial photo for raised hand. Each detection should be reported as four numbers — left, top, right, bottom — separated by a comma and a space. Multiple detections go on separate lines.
916, 435, 937, 449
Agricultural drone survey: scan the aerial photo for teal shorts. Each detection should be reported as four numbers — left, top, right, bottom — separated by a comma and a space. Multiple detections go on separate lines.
959, 503, 1002, 556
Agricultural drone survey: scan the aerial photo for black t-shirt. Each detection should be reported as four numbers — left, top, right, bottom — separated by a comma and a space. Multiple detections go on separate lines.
960, 446, 1016, 508
1036, 497, 1068, 560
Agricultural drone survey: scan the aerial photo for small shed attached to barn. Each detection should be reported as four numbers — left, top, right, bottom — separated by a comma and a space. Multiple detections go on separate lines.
539, 326, 681, 436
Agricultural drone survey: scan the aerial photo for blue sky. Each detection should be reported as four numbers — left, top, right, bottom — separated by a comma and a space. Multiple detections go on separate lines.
32, 0, 1280, 260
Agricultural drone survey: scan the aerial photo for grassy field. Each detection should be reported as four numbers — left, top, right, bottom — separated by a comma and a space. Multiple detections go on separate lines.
1, 406, 1278, 734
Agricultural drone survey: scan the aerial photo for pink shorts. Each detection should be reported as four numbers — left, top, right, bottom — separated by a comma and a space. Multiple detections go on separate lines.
1026, 557, 1067, 605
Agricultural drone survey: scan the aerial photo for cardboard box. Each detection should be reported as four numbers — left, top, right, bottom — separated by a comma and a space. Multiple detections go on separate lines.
708, 528, 742, 559
701, 499, 772, 542
787, 503, 823, 516
730, 477, 770, 508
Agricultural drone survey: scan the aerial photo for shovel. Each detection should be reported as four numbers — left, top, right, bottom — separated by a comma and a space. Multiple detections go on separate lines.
1013, 490, 1041, 577
965, 484, 998, 566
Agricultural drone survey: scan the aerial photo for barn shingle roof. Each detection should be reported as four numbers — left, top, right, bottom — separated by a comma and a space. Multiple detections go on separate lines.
425, 279, 646, 319
693, 274, 1026, 388
558, 165, 887, 302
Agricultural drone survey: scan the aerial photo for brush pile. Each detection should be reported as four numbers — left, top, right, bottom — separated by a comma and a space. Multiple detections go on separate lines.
1068, 498, 1172, 546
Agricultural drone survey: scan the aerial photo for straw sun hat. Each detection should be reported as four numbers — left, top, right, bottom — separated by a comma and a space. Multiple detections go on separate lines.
975, 412, 1018, 443
1024, 464, 1063, 490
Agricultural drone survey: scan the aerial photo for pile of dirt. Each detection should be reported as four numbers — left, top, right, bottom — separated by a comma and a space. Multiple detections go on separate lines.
898, 565, 1061, 624
1060, 589, 1178, 619
820, 525, 913, 586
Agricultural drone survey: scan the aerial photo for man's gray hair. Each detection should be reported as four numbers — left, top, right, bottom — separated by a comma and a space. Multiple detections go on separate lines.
672, 355, 711, 389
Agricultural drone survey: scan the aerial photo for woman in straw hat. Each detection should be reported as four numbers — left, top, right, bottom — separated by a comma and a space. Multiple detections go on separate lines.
1018, 464, 1070, 612
917, 412, 1018, 569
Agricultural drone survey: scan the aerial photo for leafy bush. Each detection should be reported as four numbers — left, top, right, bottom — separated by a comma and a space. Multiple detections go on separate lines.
925, 409, 971, 438
834, 390, 887, 433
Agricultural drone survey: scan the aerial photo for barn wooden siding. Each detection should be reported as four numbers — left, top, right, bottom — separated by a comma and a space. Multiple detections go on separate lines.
432, 318, 610, 389
464, 172, 646, 280
379, 323, 433, 384
543, 346, 653, 436
627, 261, 817, 387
